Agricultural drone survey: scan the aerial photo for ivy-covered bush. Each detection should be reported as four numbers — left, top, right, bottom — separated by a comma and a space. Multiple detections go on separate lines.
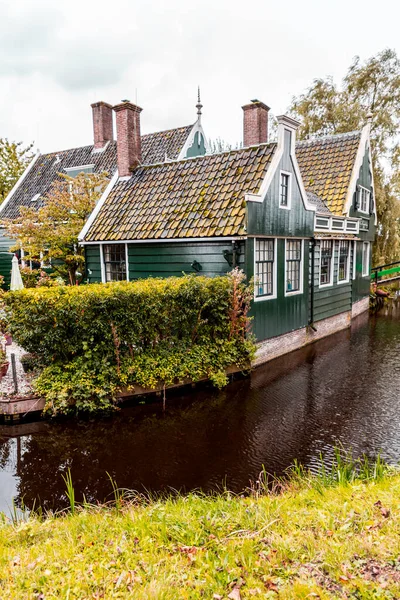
5, 271, 254, 414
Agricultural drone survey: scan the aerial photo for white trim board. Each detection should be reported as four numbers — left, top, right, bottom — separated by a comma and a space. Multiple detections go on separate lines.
81, 236, 247, 246
0, 151, 41, 216
78, 170, 119, 241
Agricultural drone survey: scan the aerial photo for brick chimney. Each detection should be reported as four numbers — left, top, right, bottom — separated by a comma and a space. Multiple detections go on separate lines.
113, 101, 142, 177
91, 101, 114, 149
242, 99, 270, 147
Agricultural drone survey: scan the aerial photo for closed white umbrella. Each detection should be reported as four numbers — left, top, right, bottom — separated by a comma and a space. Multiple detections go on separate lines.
10, 255, 24, 291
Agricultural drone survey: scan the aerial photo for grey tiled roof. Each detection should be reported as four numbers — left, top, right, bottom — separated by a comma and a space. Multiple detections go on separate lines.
306, 191, 331, 214
84, 143, 277, 242
1, 125, 194, 220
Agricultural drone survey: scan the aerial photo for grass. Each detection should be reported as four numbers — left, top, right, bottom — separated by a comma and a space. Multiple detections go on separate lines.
1, 457, 400, 598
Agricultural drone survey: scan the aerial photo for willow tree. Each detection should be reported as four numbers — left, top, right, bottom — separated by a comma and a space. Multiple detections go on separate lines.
0, 139, 34, 204
289, 48, 400, 265
3, 172, 109, 285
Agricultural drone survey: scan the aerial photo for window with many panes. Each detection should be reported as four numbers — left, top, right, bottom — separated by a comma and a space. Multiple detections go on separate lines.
280, 172, 290, 208
286, 240, 302, 293
320, 240, 333, 286
338, 240, 350, 282
103, 244, 127, 282
255, 239, 275, 298
362, 242, 370, 277
358, 186, 370, 213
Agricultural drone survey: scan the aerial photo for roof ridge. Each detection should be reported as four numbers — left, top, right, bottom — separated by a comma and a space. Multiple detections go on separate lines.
133, 141, 277, 171
141, 124, 194, 138
296, 130, 361, 146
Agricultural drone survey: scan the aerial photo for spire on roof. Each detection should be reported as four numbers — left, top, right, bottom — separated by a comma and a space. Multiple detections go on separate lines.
196, 86, 203, 121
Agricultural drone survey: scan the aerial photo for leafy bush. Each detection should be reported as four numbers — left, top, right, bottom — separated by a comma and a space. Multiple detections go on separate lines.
5, 271, 254, 414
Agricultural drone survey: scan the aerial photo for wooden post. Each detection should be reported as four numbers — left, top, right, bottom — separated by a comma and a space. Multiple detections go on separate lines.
11, 353, 18, 395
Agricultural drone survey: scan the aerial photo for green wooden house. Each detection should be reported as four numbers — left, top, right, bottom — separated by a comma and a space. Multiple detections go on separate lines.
0, 97, 208, 287
80, 100, 375, 358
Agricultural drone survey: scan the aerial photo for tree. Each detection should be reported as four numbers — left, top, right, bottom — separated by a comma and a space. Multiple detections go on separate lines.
289, 48, 400, 265
3, 172, 109, 285
0, 139, 34, 204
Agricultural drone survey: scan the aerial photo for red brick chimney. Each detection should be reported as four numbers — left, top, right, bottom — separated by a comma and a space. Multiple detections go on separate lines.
91, 101, 114, 149
242, 99, 270, 147
113, 101, 143, 177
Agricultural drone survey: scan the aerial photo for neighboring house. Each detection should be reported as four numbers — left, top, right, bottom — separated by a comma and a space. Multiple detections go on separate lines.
79, 99, 375, 361
0, 97, 207, 287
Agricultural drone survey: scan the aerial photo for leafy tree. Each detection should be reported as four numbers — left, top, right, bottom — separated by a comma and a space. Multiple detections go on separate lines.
289, 48, 400, 265
3, 172, 109, 285
0, 139, 34, 204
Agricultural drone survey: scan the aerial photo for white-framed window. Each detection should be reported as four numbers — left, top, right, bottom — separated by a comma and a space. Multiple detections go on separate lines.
279, 171, 291, 209
65, 164, 95, 178
285, 239, 303, 295
254, 238, 276, 300
357, 186, 371, 214
103, 244, 127, 282
319, 240, 334, 287
338, 240, 350, 283
362, 242, 370, 277
352, 241, 357, 280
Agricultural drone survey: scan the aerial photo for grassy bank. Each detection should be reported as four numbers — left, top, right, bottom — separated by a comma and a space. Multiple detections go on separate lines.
1, 469, 400, 598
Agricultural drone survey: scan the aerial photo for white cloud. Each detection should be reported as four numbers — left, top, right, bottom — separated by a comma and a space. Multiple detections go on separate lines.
0, 0, 399, 151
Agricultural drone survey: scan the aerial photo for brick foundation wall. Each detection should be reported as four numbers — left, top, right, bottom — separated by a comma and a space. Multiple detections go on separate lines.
253, 311, 351, 367
351, 296, 369, 318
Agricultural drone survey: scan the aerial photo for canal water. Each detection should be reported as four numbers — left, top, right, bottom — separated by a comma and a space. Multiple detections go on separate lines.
0, 309, 399, 514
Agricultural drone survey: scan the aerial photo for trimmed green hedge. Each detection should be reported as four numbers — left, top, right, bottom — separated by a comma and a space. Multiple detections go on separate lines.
5, 272, 254, 414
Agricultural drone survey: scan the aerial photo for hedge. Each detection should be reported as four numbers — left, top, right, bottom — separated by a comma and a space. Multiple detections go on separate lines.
5, 271, 255, 414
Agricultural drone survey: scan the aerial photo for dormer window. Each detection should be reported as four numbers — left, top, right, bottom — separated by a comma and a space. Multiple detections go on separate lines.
279, 171, 291, 209
357, 186, 370, 214
65, 164, 95, 178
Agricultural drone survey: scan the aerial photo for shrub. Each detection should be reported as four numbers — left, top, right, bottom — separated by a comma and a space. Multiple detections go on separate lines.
5, 271, 254, 414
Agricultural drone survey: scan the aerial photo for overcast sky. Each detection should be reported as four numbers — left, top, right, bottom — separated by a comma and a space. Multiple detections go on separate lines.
1, 0, 399, 153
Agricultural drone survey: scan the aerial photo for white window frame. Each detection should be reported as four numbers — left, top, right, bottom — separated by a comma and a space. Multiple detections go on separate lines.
319, 239, 335, 288
284, 238, 304, 296
358, 186, 371, 215
102, 243, 128, 283
352, 241, 357, 280
254, 238, 277, 302
337, 240, 350, 284
279, 170, 292, 210
362, 241, 370, 277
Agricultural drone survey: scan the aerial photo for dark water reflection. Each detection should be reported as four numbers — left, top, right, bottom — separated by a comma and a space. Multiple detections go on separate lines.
1, 309, 399, 513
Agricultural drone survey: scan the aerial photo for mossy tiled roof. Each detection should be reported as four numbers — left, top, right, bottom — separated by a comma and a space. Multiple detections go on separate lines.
296, 131, 361, 216
84, 144, 277, 242
1, 126, 193, 220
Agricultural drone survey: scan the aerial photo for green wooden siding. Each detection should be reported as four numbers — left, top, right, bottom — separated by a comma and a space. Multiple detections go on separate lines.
0, 230, 14, 289
348, 145, 376, 243
85, 241, 245, 283
128, 242, 244, 279
312, 241, 352, 322
352, 241, 371, 303
247, 130, 315, 239
247, 237, 310, 341
185, 131, 206, 158
85, 244, 102, 283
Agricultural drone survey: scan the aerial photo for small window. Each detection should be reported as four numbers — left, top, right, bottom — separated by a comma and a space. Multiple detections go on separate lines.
315, 217, 329, 229
280, 172, 291, 208
103, 244, 127, 282
362, 242, 370, 277
255, 239, 275, 298
31, 193, 40, 203
320, 240, 333, 286
358, 186, 370, 214
65, 164, 95, 178
286, 239, 302, 293
338, 240, 350, 283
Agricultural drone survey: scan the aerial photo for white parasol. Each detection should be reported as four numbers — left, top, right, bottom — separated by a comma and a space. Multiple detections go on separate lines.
10, 255, 24, 291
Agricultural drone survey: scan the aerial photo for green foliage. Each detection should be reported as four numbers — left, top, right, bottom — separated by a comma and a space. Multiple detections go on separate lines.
5, 271, 255, 414
289, 48, 400, 265
0, 138, 34, 204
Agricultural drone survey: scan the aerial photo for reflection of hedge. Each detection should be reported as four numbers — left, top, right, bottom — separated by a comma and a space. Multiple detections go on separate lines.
5, 273, 254, 414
